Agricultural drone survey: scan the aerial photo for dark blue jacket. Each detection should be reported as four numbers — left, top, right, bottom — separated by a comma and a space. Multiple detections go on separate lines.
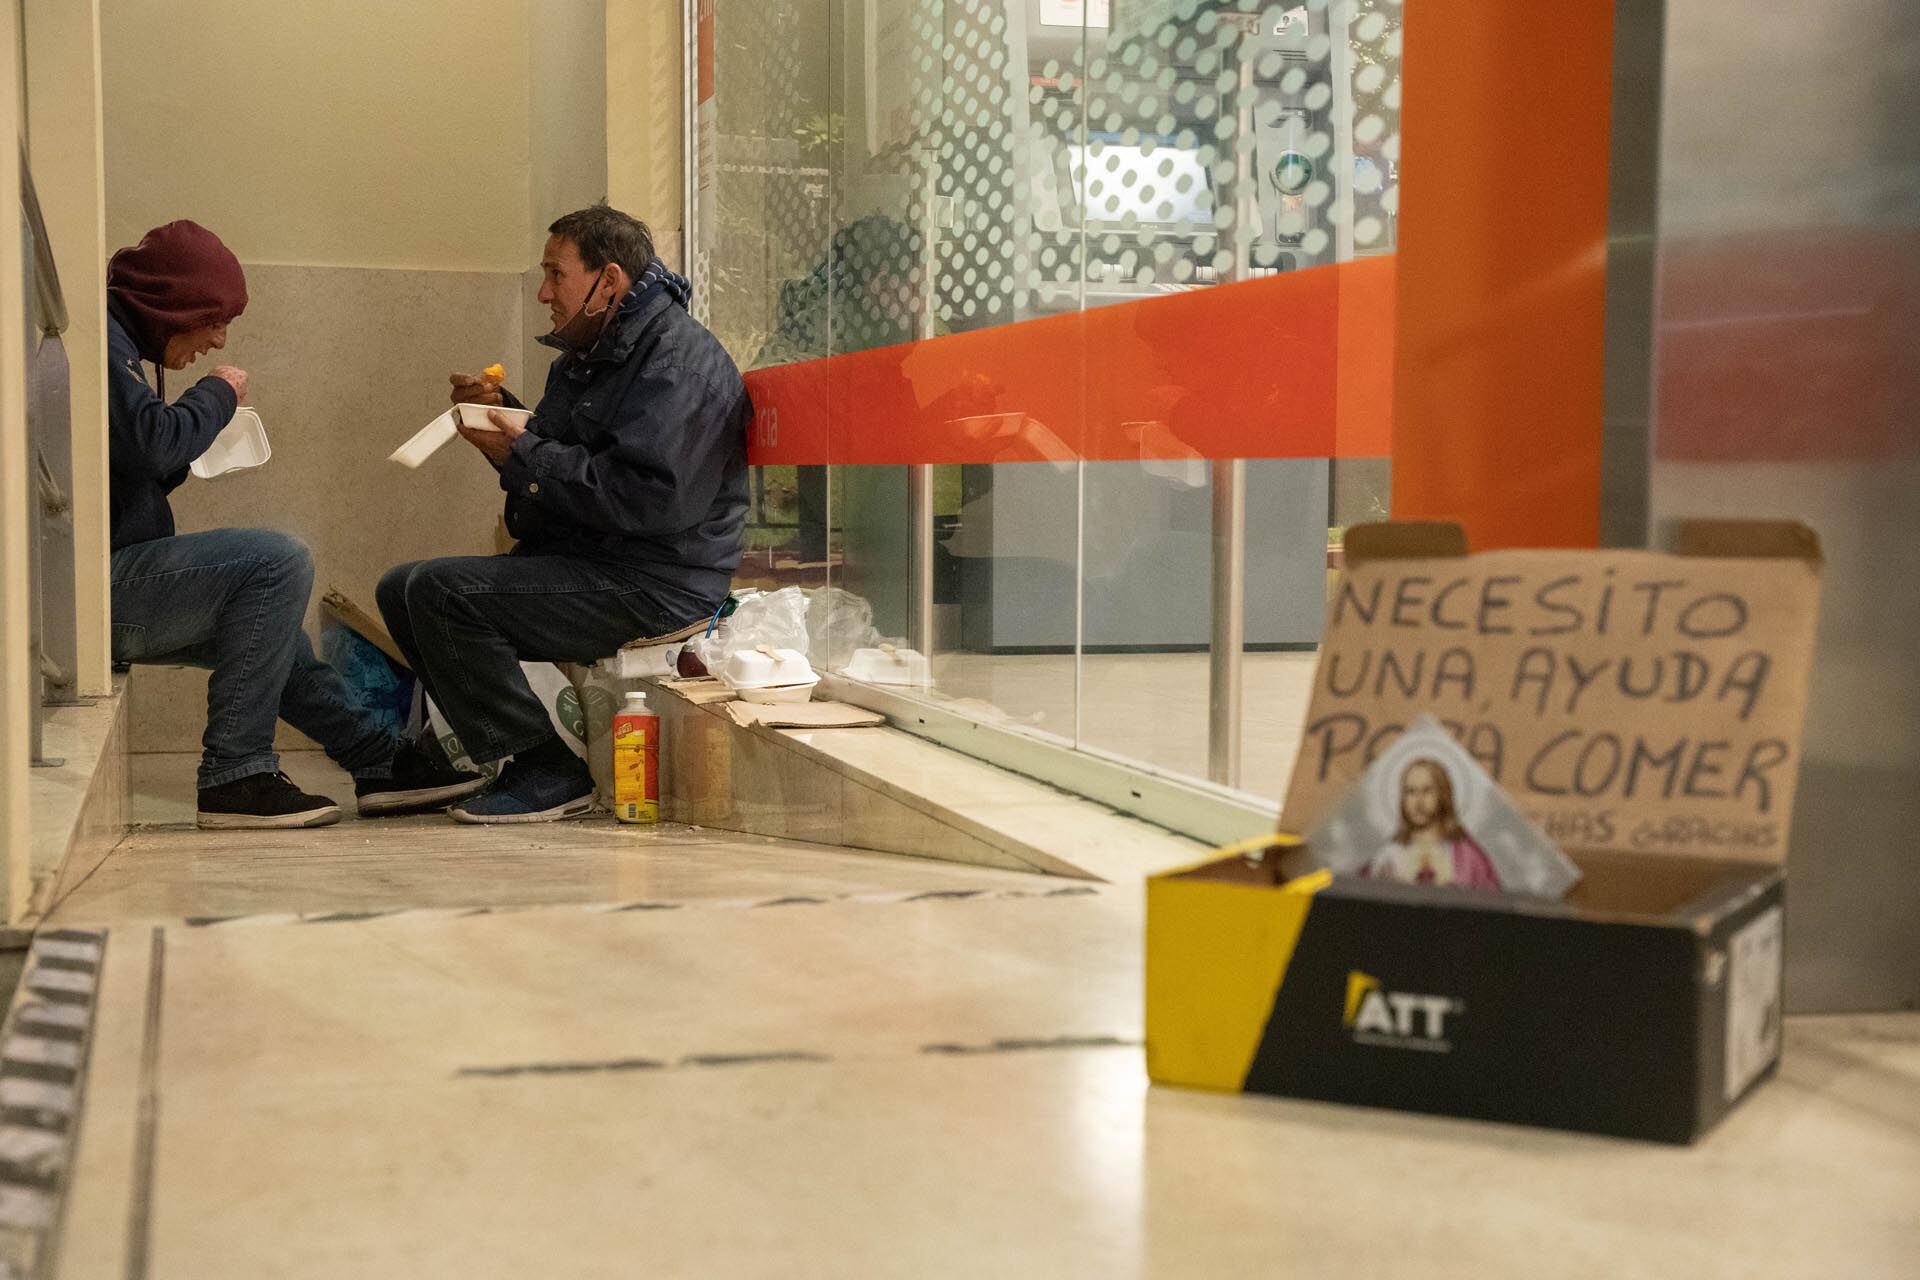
106, 303, 237, 550
499, 275, 750, 621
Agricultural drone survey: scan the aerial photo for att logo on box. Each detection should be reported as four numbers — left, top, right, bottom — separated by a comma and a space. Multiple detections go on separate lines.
1343, 972, 1464, 1052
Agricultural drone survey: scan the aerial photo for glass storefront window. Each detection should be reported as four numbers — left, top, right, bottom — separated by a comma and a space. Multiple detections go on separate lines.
699, 0, 1401, 802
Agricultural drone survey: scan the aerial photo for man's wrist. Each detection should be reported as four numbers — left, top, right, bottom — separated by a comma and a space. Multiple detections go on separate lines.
501, 431, 541, 494
202, 375, 239, 415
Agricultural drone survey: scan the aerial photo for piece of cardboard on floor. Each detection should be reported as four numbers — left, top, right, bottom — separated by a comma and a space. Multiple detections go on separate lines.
1147, 519, 1823, 1143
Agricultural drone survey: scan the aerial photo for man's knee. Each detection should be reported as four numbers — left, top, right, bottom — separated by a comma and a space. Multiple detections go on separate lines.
399, 558, 482, 613
384, 559, 488, 639
375, 561, 419, 626
234, 529, 312, 597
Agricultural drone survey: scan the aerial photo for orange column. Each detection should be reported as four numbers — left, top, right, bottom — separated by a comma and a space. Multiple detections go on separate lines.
1391, 1, 1616, 548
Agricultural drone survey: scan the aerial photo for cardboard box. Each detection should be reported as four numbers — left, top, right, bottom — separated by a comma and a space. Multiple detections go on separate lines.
1146, 520, 1823, 1143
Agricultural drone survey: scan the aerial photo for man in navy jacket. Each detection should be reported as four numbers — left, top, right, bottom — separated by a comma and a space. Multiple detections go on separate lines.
108, 221, 486, 828
379, 205, 749, 823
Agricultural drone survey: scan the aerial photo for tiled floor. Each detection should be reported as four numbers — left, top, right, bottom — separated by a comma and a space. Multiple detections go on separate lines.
64, 754, 1058, 927
20, 756, 1920, 1278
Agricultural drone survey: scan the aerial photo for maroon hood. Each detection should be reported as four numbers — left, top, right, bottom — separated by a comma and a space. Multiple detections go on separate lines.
106, 221, 248, 363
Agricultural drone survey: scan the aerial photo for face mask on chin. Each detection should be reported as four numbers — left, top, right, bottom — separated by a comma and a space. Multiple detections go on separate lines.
549, 270, 618, 352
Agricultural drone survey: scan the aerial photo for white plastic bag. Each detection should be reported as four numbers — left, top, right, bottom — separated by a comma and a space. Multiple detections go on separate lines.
422, 661, 589, 779
564, 661, 633, 804
615, 641, 685, 679
696, 586, 810, 670
804, 586, 885, 672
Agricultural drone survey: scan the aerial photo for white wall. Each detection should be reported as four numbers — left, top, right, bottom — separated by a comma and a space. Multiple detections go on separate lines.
524, 0, 611, 386
103, 0, 537, 271
606, 0, 685, 266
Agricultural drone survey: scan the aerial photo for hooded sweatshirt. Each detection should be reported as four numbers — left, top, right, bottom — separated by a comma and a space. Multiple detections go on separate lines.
105, 222, 249, 549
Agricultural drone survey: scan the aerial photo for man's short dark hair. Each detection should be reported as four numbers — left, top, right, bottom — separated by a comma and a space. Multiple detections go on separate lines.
548, 205, 656, 281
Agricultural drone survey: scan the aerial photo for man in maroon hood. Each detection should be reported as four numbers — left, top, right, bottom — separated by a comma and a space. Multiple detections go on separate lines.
107, 221, 485, 828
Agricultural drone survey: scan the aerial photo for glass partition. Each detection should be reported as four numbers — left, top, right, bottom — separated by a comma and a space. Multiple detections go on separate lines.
707, 0, 834, 591
701, 0, 1401, 803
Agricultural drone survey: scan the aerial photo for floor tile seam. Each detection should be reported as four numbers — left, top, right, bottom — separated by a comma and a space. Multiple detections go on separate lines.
109, 835, 750, 855
110, 824, 775, 853
54, 883, 1115, 933
202, 1034, 1150, 1086
124, 929, 164, 1280
451, 1039, 1146, 1078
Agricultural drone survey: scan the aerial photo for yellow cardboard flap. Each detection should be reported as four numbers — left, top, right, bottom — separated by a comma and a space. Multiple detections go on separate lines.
1145, 866, 1329, 1091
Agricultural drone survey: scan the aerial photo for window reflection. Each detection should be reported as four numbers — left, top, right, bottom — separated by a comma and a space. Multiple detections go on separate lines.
704, 0, 1402, 797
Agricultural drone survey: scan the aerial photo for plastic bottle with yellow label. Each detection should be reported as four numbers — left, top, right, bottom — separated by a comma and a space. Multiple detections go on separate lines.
612, 691, 660, 823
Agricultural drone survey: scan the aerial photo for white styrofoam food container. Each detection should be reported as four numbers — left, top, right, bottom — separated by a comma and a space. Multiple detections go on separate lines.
453, 403, 534, 432
844, 645, 931, 686
720, 646, 818, 703
736, 677, 821, 705
190, 407, 271, 480
720, 647, 814, 689
389, 406, 534, 469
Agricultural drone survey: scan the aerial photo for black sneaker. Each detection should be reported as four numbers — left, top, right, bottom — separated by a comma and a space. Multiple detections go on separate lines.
197, 772, 343, 831
356, 739, 490, 817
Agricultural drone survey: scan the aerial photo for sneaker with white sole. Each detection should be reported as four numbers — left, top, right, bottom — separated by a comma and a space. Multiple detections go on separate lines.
197, 771, 343, 830
356, 739, 489, 817
448, 754, 595, 825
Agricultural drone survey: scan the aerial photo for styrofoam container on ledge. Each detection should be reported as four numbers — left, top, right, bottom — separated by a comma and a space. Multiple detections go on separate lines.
719, 646, 819, 704
736, 677, 821, 705
190, 407, 271, 480
843, 644, 931, 686
719, 646, 812, 687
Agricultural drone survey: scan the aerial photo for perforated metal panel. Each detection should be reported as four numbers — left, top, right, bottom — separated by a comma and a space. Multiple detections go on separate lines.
708, 0, 1402, 354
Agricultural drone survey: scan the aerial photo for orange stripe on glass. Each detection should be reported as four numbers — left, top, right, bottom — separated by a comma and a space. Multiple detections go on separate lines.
742, 255, 1395, 467
1389, 0, 1614, 550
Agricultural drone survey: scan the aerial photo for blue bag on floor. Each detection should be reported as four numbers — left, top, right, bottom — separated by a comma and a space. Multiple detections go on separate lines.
319, 621, 416, 739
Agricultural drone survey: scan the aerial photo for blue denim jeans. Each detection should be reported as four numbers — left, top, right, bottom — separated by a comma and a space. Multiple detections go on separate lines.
111, 528, 401, 789
376, 552, 692, 766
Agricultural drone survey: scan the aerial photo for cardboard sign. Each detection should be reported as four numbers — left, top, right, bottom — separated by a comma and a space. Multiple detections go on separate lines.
1282, 522, 1823, 865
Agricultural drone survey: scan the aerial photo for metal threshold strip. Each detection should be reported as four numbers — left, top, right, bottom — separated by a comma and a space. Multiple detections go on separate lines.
817, 675, 1281, 850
